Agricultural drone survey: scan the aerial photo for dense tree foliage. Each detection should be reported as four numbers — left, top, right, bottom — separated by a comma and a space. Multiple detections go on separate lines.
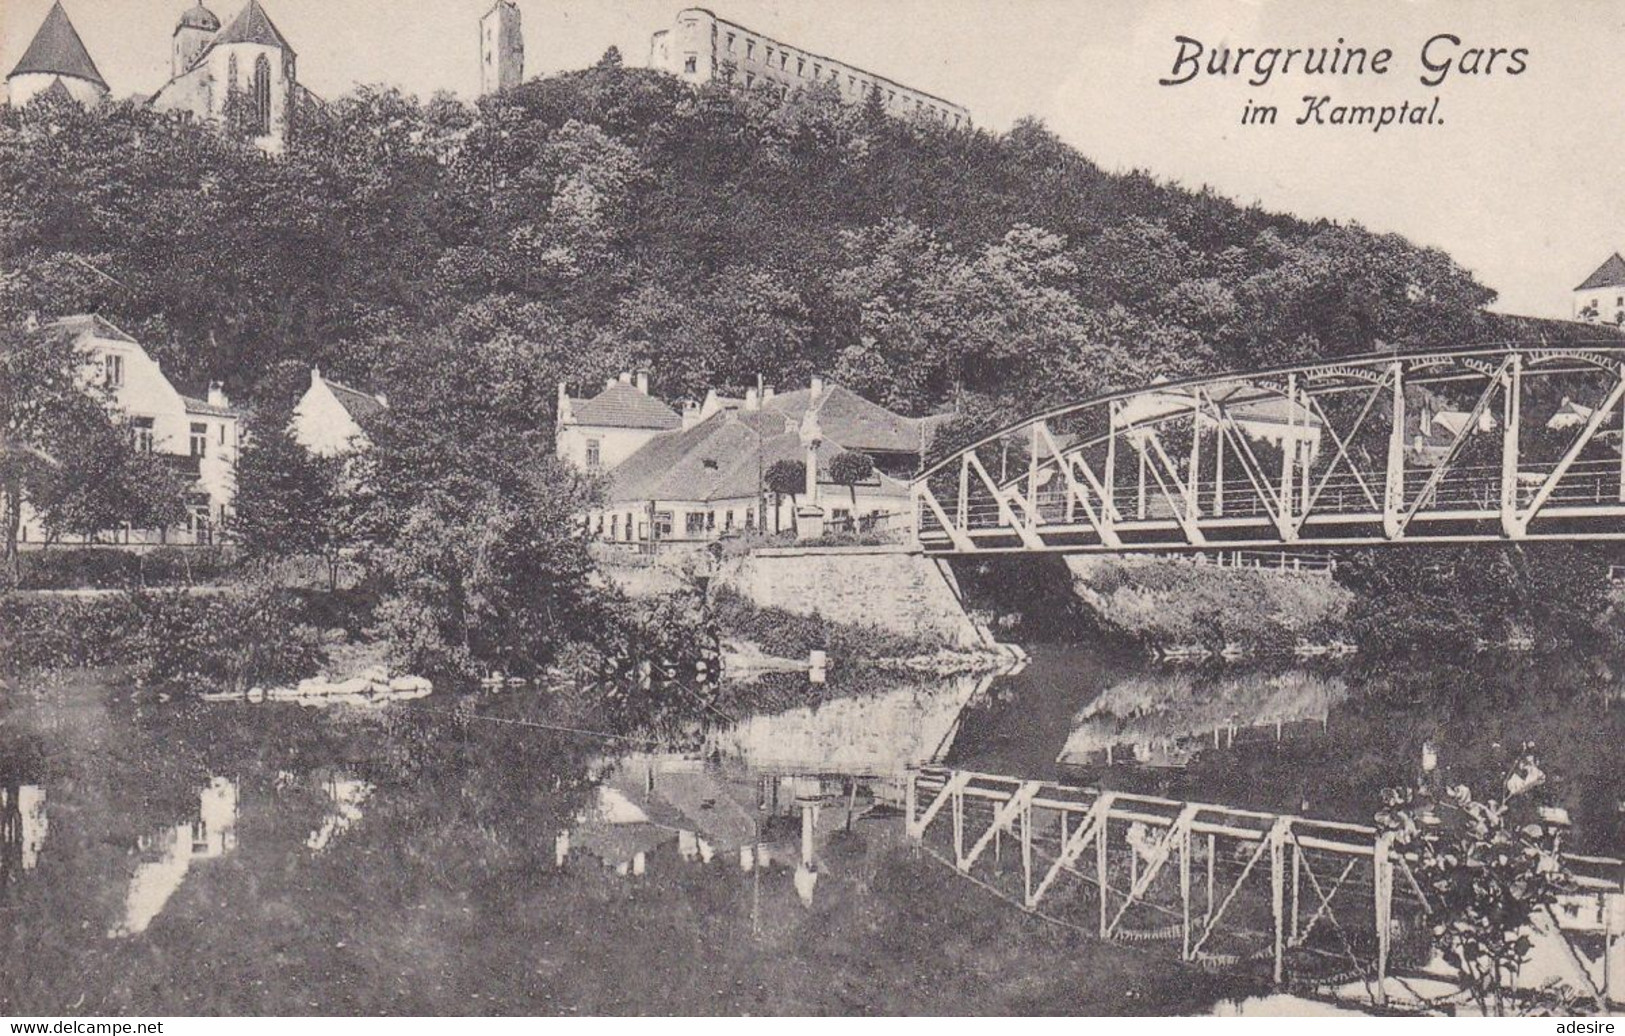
1, 66, 1514, 424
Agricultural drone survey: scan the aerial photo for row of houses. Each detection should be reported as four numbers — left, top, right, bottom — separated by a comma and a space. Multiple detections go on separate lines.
14, 315, 383, 547
556, 372, 952, 546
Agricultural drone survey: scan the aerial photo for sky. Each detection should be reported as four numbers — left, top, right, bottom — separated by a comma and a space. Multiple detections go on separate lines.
3, 0, 1623, 319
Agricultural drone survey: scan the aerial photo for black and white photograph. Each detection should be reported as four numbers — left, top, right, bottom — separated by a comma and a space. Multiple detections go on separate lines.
1, 0, 1623, 1023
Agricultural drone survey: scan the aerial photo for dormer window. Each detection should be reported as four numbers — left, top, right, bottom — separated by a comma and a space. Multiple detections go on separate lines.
104, 353, 124, 387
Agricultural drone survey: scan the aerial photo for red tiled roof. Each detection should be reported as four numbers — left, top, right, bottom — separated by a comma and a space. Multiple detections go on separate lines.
1576, 254, 1625, 292
570, 382, 682, 431
9, 3, 107, 90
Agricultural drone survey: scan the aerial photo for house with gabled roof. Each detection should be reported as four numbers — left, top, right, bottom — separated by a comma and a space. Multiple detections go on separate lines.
556, 371, 683, 474
290, 367, 387, 457
585, 378, 922, 546
1575, 253, 1625, 326
15, 315, 243, 547
5, 2, 110, 107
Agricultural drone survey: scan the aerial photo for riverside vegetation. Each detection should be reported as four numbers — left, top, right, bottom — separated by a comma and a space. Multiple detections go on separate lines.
5, 55, 1624, 693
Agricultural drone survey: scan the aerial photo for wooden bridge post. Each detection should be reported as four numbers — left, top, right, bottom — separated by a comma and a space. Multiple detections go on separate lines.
1280, 374, 1297, 533
1206, 832, 1217, 923
1374, 832, 1394, 1006
1021, 803, 1033, 906
1271, 819, 1288, 985
952, 786, 965, 868
905, 770, 918, 838
1291, 840, 1302, 944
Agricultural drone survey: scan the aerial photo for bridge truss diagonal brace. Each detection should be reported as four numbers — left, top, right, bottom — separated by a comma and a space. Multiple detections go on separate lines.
1104, 804, 1201, 938
1197, 390, 1292, 541
1134, 430, 1207, 545
958, 780, 1043, 873
1510, 364, 1625, 536
914, 482, 975, 553
1036, 423, 1122, 548
965, 451, 1045, 550
1026, 794, 1114, 909
1298, 374, 1391, 532
906, 770, 971, 840
1396, 356, 1513, 535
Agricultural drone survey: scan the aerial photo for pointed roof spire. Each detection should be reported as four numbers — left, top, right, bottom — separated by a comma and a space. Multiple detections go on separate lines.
1576, 253, 1625, 292
9, 2, 108, 90
210, 0, 295, 55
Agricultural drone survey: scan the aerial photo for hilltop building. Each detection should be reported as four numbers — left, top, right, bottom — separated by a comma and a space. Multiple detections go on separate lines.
15, 316, 243, 546
150, 0, 318, 155
648, 7, 970, 129
290, 368, 388, 457
1575, 253, 1625, 326
555, 371, 683, 473
480, 0, 525, 95
5, 2, 109, 107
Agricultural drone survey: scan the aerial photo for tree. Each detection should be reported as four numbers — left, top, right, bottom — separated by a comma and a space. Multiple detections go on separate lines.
231, 417, 371, 590
828, 450, 874, 516
763, 459, 805, 535
1, 324, 185, 582
1375, 749, 1571, 1016
596, 46, 623, 69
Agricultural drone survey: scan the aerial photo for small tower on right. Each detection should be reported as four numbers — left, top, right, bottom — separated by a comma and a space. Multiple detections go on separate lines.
480, 1, 524, 96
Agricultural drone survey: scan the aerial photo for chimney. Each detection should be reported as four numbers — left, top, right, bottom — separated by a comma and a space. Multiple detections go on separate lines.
762, 386, 775, 403
682, 400, 702, 430
744, 387, 760, 412
207, 381, 228, 409
635, 370, 649, 394
618, 371, 632, 385
311, 366, 322, 387
810, 375, 824, 398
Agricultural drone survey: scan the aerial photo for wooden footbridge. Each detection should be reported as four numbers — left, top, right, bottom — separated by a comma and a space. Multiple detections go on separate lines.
913, 345, 1625, 555
905, 766, 1625, 1009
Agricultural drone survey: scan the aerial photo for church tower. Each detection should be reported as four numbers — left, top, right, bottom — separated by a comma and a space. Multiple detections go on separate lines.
6, 2, 109, 107
172, 2, 221, 78
480, 1, 524, 96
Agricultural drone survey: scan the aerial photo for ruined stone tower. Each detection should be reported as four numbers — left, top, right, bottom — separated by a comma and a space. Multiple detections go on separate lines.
480, 1, 524, 96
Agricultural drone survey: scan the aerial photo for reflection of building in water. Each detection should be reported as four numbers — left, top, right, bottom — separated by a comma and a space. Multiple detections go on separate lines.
704, 674, 988, 776
1, 785, 48, 883
305, 773, 371, 854
111, 776, 237, 937
1058, 671, 1348, 770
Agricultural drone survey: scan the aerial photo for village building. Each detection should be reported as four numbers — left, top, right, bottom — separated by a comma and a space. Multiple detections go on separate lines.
1575, 253, 1625, 325
289, 367, 387, 457
555, 371, 683, 473
583, 377, 936, 547
648, 7, 970, 129
5, 2, 110, 107
16, 315, 243, 546
149, 0, 318, 155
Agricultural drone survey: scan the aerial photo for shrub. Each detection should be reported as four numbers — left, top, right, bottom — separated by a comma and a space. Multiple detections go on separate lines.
127, 584, 326, 692
710, 583, 938, 660
14, 546, 236, 590
0, 593, 146, 672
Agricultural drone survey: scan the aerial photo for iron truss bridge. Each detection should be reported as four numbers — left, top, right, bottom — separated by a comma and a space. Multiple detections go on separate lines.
907, 767, 1625, 1008
912, 344, 1625, 555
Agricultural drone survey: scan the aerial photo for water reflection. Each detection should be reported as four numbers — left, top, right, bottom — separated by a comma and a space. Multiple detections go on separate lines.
3, 648, 1624, 1014
112, 776, 237, 937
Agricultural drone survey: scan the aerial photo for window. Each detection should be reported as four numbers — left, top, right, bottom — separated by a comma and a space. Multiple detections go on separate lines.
726, 32, 735, 51
585, 439, 601, 470
745, 72, 754, 87
104, 353, 123, 387
780, 53, 788, 70
725, 510, 735, 530
685, 512, 706, 536
745, 507, 755, 529
252, 54, 272, 137
684, 55, 697, 73
219, 423, 227, 445
190, 422, 207, 458
746, 40, 754, 60
132, 417, 155, 453
765, 47, 773, 64
813, 63, 821, 77
706, 511, 716, 531
611, 514, 620, 539
797, 58, 805, 76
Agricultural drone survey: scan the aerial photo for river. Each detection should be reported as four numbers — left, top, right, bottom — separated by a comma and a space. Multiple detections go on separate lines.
2, 646, 1622, 1014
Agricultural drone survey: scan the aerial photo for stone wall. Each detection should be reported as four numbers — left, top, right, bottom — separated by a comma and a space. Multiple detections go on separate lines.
715, 545, 986, 650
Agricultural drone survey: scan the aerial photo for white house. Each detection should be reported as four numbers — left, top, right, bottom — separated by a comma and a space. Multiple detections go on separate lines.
17, 315, 242, 546
556, 371, 682, 474
289, 367, 386, 457
1575, 253, 1625, 325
